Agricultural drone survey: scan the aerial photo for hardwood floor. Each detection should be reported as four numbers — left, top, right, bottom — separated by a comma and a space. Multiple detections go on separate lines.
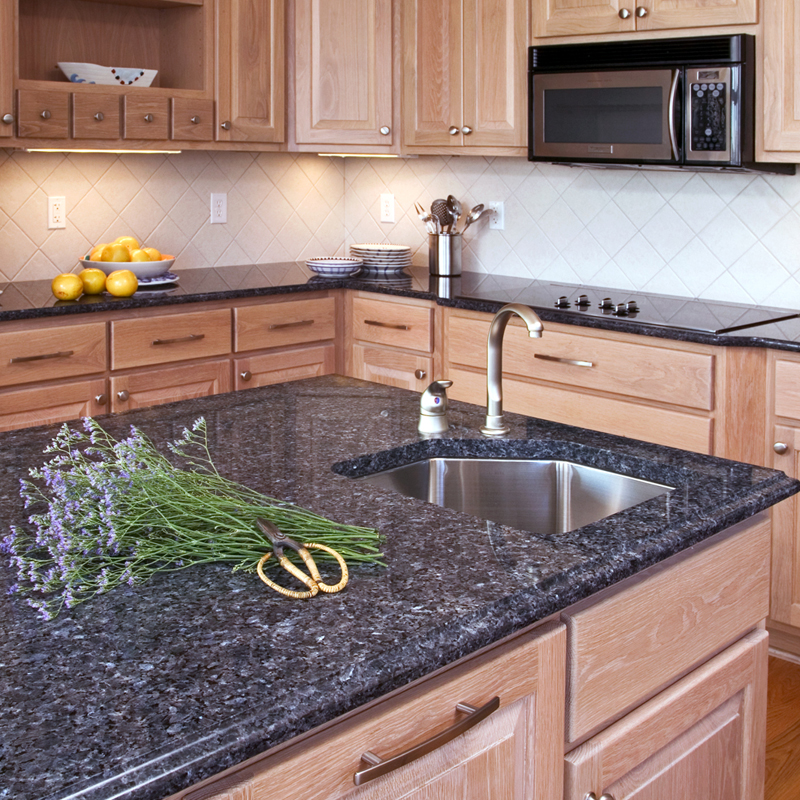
766, 656, 800, 800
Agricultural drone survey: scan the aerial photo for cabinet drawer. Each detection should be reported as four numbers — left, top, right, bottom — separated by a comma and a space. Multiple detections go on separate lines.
123, 95, 170, 139
0, 378, 108, 432
352, 297, 433, 353
111, 309, 231, 370
172, 98, 214, 141
0, 322, 106, 387
562, 515, 770, 743
234, 298, 336, 351
773, 357, 800, 419
17, 89, 69, 138
448, 314, 714, 410
174, 624, 565, 800
235, 345, 335, 389
353, 344, 432, 391
72, 93, 121, 139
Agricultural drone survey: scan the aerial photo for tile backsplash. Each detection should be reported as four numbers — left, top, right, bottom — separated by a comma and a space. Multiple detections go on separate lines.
1, 148, 799, 308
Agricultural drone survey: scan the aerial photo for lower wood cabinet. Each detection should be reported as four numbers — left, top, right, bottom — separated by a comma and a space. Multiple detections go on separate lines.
351, 344, 432, 391
235, 345, 335, 390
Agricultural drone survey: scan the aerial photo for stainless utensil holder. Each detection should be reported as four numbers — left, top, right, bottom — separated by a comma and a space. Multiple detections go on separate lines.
428, 233, 462, 276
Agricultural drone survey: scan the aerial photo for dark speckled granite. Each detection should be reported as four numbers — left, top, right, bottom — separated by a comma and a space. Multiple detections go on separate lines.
0, 376, 797, 800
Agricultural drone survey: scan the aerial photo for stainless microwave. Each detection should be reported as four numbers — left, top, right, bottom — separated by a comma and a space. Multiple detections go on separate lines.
528, 35, 794, 174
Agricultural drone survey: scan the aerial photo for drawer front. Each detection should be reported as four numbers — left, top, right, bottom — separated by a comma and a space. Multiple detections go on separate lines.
235, 298, 336, 352
0, 378, 108, 432
352, 297, 433, 353
448, 314, 714, 411
17, 89, 69, 138
111, 309, 231, 370
0, 323, 106, 387
172, 98, 214, 141
449, 367, 713, 454
562, 516, 770, 743
353, 344, 432, 391
235, 345, 335, 389
774, 357, 800, 419
72, 93, 121, 139
123, 95, 170, 139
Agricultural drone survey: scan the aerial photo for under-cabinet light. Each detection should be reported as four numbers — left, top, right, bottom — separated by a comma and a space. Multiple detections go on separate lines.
319, 153, 402, 158
25, 148, 183, 155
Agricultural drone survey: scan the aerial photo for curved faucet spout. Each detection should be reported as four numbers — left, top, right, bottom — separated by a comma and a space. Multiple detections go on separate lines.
480, 303, 543, 437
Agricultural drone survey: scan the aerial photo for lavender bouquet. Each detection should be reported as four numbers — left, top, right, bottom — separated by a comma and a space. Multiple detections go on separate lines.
2, 417, 384, 620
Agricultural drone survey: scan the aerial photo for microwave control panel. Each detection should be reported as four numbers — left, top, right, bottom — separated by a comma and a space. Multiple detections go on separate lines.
685, 66, 732, 163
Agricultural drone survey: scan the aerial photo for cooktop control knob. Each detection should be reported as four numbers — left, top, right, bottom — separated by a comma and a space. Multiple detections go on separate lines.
599, 297, 615, 310
626, 300, 640, 313
554, 296, 570, 308
613, 303, 629, 316
575, 294, 591, 308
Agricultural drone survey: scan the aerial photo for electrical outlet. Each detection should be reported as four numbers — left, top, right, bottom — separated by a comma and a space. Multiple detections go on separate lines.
380, 193, 395, 223
210, 193, 227, 224
488, 201, 504, 230
48, 196, 66, 230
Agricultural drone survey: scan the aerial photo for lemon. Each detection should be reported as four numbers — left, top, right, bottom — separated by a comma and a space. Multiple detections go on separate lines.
90, 244, 112, 262
107, 243, 132, 262
142, 247, 162, 261
105, 269, 138, 297
130, 249, 152, 262
114, 235, 140, 251
79, 268, 106, 295
51, 273, 83, 301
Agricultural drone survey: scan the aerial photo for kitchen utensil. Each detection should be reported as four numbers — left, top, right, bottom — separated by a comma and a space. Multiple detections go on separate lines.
446, 195, 463, 230
80, 256, 175, 279
255, 518, 349, 599
431, 198, 454, 233
461, 204, 486, 233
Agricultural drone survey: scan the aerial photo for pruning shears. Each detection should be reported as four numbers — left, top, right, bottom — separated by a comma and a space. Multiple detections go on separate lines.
255, 518, 349, 599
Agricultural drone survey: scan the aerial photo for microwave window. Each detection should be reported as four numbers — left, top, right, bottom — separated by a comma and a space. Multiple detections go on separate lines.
543, 86, 664, 144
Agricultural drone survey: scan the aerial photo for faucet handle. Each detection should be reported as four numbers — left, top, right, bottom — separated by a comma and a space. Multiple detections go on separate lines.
418, 380, 453, 435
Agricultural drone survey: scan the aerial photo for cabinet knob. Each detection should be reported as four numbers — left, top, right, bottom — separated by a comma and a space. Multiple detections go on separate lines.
414, 369, 427, 380
95, 394, 107, 405
240, 370, 252, 382
143, 113, 154, 123
635, 5, 647, 15
584, 794, 598, 800
40, 110, 51, 120
774, 442, 789, 455
379, 125, 390, 135
600, 795, 616, 800
461, 126, 473, 135
618, 8, 631, 17
190, 115, 200, 124
94, 112, 104, 122
117, 390, 130, 402
2, 113, 14, 125
448, 126, 460, 135
220, 120, 232, 131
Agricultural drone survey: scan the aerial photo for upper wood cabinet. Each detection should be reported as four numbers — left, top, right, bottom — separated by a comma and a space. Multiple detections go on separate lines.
216, 0, 285, 144
403, 0, 527, 153
0, 0, 14, 138
294, 0, 394, 147
532, 0, 757, 38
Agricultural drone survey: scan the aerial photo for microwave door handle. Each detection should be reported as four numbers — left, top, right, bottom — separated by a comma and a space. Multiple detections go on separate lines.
668, 69, 680, 161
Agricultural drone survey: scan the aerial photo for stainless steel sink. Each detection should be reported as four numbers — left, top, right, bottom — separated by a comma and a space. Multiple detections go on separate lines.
358, 458, 673, 534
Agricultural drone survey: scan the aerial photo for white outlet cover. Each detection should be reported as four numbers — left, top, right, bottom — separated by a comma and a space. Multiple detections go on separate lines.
48, 196, 66, 230
488, 201, 504, 230
380, 193, 395, 224
210, 193, 227, 224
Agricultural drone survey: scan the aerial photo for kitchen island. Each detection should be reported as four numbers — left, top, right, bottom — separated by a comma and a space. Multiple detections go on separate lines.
0, 375, 797, 800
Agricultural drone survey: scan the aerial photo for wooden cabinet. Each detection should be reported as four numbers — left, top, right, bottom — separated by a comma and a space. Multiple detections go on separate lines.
402, 0, 527, 153
235, 345, 336, 390
565, 629, 768, 800
346, 293, 436, 392
294, 0, 394, 148
0, 0, 13, 139
168, 622, 567, 800
216, 0, 285, 145
72, 92, 121, 139
532, 0, 757, 38
0, 378, 108, 432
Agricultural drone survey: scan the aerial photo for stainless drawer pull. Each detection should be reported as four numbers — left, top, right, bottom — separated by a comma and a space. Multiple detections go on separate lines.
10, 350, 74, 364
354, 696, 500, 786
152, 333, 205, 346
364, 320, 410, 331
269, 319, 314, 331
534, 353, 594, 368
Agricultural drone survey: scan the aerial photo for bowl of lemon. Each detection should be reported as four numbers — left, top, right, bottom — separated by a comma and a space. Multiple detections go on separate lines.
82, 236, 175, 279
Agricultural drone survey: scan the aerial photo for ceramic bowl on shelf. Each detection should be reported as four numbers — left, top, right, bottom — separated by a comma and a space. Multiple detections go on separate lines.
80, 257, 175, 279
58, 62, 158, 87
305, 257, 363, 277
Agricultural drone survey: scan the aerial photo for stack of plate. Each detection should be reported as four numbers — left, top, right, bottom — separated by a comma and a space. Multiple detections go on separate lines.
350, 244, 412, 276
305, 257, 363, 278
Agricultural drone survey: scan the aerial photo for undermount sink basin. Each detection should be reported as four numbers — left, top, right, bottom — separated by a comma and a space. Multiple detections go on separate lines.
357, 458, 673, 535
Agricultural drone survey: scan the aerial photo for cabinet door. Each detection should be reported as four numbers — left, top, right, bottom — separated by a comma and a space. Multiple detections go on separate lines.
0, 0, 14, 138
635, 0, 756, 31
174, 623, 565, 800
770, 424, 800, 628
72, 93, 121, 139
564, 629, 768, 800
217, 0, 285, 143
295, 0, 393, 146
123, 95, 170, 140
761, 0, 800, 154
17, 89, 69, 138
462, 0, 527, 148
110, 360, 231, 412
353, 345, 432, 391
532, 0, 634, 38
235, 345, 335, 389
402, 0, 463, 147
0, 378, 108, 432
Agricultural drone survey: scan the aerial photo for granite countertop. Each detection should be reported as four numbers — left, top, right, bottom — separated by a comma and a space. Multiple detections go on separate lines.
0, 376, 797, 800
4, 263, 800, 352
